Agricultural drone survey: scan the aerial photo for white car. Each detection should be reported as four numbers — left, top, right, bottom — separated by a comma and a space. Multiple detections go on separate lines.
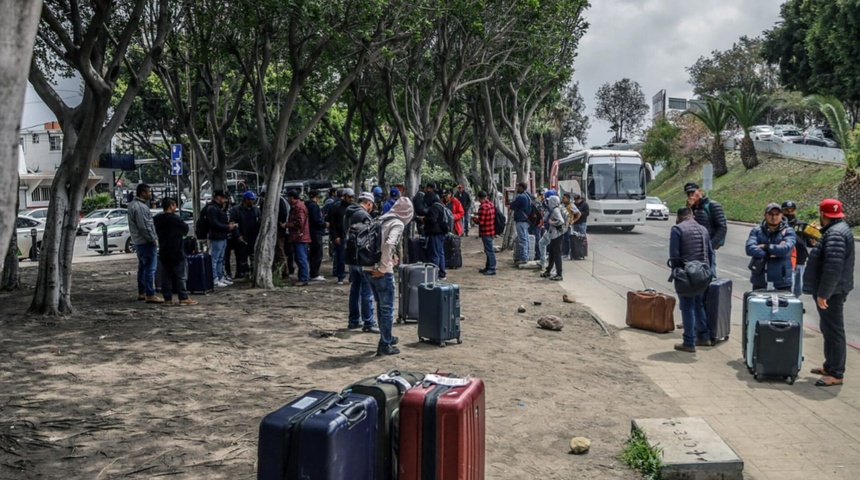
772, 127, 804, 144
645, 196, 670, 221
751, 125, 775, 141
86, 216, 134, 254
16, 216, 46, 259
19, 207, 49, 221
77, 208, 127, 235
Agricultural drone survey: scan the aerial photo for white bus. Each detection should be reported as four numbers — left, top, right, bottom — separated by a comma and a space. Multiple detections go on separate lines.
549, 150, 647, 231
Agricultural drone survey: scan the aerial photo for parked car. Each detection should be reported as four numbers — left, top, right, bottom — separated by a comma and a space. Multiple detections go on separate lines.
76, 208, 127, 235
150, 209, 194, 227
86, 216, 134, 254
19, 207, 49, 221
804, 127, 840, 148
16, 216, 46, 259
645, 196, 670, 221
772, 127, 804, 144
750, 125, 775, 141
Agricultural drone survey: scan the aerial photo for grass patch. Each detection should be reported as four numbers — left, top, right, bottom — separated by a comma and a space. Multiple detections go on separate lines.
618, 427, 663, 480
648, 152, 844, 225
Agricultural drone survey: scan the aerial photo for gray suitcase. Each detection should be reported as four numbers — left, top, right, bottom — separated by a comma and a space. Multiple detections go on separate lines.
417, 268, 461, 347
397, 263, 438, 323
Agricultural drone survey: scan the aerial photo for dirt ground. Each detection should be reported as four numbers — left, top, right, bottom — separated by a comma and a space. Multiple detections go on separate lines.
0, 237, 682, 479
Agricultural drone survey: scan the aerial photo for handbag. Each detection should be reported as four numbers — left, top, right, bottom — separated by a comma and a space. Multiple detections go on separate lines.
748, 256, 766, 275
673, 260, 712, 296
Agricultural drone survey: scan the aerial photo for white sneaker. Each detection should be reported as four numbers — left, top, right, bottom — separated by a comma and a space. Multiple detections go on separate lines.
218, 276, 233, 286
215, 279, 228, 287
311, 276, 326, 282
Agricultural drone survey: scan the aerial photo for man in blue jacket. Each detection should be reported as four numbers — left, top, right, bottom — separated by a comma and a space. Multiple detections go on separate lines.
509, 182, 531, 264
745, 203, 796, 291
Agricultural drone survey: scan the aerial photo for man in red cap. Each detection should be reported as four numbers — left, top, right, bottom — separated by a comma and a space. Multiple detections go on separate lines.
803, 199, 855, 387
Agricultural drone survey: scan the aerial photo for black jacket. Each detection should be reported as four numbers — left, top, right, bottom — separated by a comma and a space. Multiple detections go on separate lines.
786, 215, 810, 265
803, 219, 855, 298
574, 200, 589, 224
228, 204, 262, 246
327, 199, 349, 240
345, 202, 371, 231
204, 202, 231, 241
422, 192, 447, 236
154, 212, 190, 262
691, 197, 727, 249
454, 190, 472, 210
306, 199, 326, 236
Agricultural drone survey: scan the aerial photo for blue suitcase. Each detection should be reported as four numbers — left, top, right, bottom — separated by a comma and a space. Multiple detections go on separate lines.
257, 390, 378, 480
743, 292, 803, 382
186, 253, 214, 293
704, 278, 732, 342
417, 272, 461, 346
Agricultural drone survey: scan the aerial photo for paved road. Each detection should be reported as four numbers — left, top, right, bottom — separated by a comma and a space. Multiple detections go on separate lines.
19, 235, 135, 268
587, 220, 860, 347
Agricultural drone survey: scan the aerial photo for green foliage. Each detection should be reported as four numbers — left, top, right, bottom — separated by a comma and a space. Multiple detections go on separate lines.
82, 194, 115, 214
686, 36, 779, 97
594, 78, 649, 143
685, 97, 731, 137
641, 118, 680, 170
722, 88, 780, 134
618, 427, 663, 480
805, 95, 860, 170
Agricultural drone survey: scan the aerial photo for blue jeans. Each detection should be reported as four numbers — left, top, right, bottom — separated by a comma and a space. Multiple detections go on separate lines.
427, 234, 446, 278
539, 231, 550, 264
792, 265, 805, 298
463, 211, 471, 235
293, 242, 309, 282
679, 293, 709, 346
482, 236, 496, 271
135, 242, 158, 296
333, 242, 346, 282
209, 239, 226, 280
348, 266, 375, 327
364, 271, 396, 347
573, 223, 587, 237
515, 222, 530, 262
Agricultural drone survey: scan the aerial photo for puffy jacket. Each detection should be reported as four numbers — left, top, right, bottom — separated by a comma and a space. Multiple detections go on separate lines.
448, 197, 465, 236
423, 192, 447, 236
204, 202, 231, 241
510, 192, 530, 223
745, 219, 796, 289
669, 218, 712, 269
691, 197, 727, 249
803, 219, 855, 298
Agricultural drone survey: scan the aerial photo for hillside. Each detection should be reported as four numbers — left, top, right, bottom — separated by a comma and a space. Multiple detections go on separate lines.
646, 151, 859, 234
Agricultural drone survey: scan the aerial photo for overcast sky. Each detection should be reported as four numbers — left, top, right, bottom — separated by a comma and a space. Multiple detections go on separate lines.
575, 0, 785, 147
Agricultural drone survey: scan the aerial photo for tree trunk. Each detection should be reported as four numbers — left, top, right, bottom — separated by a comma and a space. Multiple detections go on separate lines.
838, 168, 860, 227
405, 166, 422, 200
539, 133, 545, 188
0, 0, 42, 269
740, 135, 758, 169
252, 162, 286, 289
712, 136, 728, 177
1, 181, 21, 291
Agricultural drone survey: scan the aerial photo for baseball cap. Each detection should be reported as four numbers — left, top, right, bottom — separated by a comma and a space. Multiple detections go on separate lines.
372, 186, 383, 195
213, 189, 227, 198
684, 182, 700, 193
390, 188, 400, 197
358, 192, 375, 203
243, 191, 257, 200
477, 191, 488, 198
820, 198, 845, 219
341, 188, 355, 197
765, 202, 782, 214
425, 182, 437, 191
781, 200, 797, 210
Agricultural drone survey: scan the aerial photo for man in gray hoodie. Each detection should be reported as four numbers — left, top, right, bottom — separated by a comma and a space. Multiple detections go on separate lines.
540, 195, 568, 281
364, 197, 414, 356
128, 183, 163, 303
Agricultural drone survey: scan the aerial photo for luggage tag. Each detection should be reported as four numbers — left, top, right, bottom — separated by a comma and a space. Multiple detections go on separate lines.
770, 292, 780, 314
376, 372, 414, 392
423, 374, 471, 388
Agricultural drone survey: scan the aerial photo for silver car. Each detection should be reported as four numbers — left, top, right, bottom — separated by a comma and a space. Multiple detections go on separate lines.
751, 125, 775, 141
86, 216, 134, 254
645, 196, 670, 221
772, 127, 804, 143
77, 208, 127, 235
16, 216, 46, 259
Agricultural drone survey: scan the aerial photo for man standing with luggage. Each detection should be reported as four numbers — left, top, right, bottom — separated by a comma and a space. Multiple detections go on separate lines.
804, 199, 855, 387
305, 190, 327, 281
205, 190, 237, 287
422, 190, 449, 280
572, 193, 589, 237
128, 183, 163, 303
685, 182, 727, 275
561, 193, 580, 259
670, 207, 713, 353
455, 184, 472, 236
286, 190, 311, 287
154, 199, 198, 306
509, 182, 531, 264
345, 192, 379, 333
473, 191, 497, 275
364, 197, 414, 356
745, 203, 796, 291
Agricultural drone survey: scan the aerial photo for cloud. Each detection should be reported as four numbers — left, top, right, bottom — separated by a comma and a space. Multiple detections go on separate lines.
573, 0, 784, 147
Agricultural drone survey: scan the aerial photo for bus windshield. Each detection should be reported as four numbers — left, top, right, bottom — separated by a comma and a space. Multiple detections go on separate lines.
586, 158, 646, 200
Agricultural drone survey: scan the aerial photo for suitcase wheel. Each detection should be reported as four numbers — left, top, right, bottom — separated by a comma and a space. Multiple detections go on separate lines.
754, 373, 763, 383
418, 337, 424, 343
456, 338, 462, 344
397, 317, 403, 324
438, 342, 446, 348
787, 377, 796, 385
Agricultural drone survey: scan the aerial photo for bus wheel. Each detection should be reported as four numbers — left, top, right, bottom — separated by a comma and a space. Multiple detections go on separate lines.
621, 225, 635, 232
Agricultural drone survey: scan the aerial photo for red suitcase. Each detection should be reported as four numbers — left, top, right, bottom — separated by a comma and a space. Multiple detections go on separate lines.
398, 374, 486, 480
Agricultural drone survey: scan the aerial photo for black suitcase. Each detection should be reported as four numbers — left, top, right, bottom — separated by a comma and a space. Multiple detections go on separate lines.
155, 258, 164, 292
705, 278, 732, 342
407, 237, 427, 264
257, 390, 378, 480
417, 272, 461, 346
742, 290, 798, 361
444, 234, 462, 269
753, 320, 803, 384
397, 263, 438, 323
571, 232, 586, 260
186, 253, 214, 293
345, 370, 425, 480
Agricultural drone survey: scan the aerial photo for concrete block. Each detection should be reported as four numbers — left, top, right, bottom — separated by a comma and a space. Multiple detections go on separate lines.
633, 417, 744, 480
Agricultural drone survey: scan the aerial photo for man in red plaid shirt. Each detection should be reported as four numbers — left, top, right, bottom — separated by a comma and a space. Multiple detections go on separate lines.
473, 191, 497, 276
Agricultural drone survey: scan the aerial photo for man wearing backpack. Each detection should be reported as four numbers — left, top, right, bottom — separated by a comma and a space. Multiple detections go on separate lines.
286, 190, 311, 286
422, 190, 450, 280
345, 192, 378, 333
685, 182, 727, 276
473, 191, 496, 275
363, 197, 414, 356
509, 182, 532, 264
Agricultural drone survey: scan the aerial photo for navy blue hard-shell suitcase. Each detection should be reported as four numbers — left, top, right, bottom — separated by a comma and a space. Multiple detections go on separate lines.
186, 253, 214, 293
407, 237, 428, 264
417, 270, 461, 346
257, 390, 378, 480
704, 278, 732, 342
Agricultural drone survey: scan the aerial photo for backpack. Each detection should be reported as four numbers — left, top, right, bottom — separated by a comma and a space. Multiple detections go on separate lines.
494, 205, 506, 237
527, 196, 543, 228
439, 203, 454, 234
195, 205, 211, 239
345, 218, 385, 266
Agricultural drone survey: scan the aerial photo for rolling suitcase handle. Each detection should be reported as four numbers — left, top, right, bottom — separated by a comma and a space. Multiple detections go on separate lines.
766, 320, 793, 332
339, 402, 369, 427
423, 263, 436, 289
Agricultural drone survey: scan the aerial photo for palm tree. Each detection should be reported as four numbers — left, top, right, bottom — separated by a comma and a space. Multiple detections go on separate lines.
807, 95, 860, 226
684, 97, 732, 177
723, 88, 779, 169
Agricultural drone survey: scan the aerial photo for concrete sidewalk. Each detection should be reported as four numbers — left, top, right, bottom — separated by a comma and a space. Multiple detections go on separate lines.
560, 244, 860, 480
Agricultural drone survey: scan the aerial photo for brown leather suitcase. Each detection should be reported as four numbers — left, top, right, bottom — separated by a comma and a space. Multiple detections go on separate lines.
626, 289, 676, 333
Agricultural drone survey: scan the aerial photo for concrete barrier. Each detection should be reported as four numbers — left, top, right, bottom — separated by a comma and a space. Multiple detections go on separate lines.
722, 137, 844, 165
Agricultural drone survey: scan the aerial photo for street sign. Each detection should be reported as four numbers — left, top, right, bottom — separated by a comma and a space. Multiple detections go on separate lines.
702, 164, 713, 191
171, 144, 183, 176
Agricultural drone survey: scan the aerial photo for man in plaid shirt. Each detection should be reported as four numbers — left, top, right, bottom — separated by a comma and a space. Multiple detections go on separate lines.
473, 191, 497, 276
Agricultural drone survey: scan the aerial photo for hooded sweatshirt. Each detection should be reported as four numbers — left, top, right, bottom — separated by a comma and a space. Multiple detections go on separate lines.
364, 197, 414, 274
546, 196, 567, 240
